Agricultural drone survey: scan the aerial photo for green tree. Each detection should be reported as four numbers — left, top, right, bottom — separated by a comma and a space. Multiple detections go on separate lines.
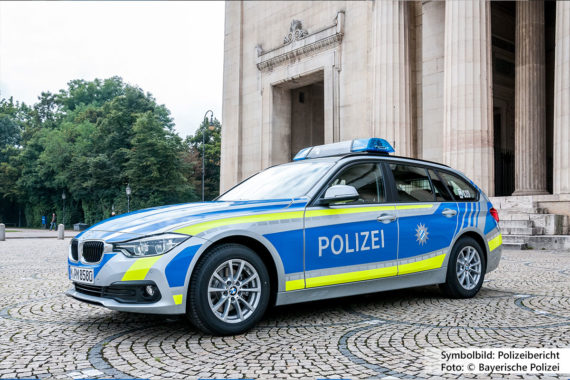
186, 117, 221, 201
1, 76, 203, 226
125, 111, 196, 209
0, 98, 26, 224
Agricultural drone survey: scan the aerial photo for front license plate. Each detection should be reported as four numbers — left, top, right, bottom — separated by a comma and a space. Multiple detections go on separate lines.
69, 266, 94, 284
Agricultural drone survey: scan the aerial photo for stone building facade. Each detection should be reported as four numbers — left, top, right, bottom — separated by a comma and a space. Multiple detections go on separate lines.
220, 1, 570, 205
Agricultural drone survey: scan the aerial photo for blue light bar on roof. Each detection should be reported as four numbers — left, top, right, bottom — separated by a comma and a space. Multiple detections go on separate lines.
293, 138, 395, 161
351, 138, 395, 154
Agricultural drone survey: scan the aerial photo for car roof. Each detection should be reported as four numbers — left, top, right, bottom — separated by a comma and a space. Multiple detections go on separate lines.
294, 152, 451, 170
338, 152, 450, 168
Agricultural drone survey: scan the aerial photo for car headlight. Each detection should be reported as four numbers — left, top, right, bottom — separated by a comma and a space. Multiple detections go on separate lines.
113, 233, 190, 257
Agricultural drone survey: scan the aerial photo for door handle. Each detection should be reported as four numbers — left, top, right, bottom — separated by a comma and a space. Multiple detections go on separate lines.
377, 213, 397, 224
442, 208, 457, 217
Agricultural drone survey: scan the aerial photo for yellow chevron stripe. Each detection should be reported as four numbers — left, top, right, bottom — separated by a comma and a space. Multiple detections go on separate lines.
488, 234, 502, 252
306, 205, 395, 218
174, 211, 304, 236
175, 204, 409, 236
175, 204, 435, 237
305, 265, 397, 288
396, 204, 434, 210
172, 294, 183, 305
121, 255, 162, 281
302, 253, 446, 289
397, 253, 446, 275
285, 279, 305, 291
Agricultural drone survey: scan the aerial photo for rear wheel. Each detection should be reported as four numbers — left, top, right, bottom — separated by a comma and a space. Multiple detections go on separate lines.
440, 237, 486, 298
187, 244, 270, 335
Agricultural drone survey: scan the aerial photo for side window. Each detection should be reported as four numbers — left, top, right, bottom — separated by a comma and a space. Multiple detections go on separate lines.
438, 171, 478, 201
428, 169, 454, 201
328, 163, 385, 204
390, 164, 435, 202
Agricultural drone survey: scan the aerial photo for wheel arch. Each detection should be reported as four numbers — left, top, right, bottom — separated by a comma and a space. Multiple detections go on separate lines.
185, 230, 286, 307
451, 228, 489, 267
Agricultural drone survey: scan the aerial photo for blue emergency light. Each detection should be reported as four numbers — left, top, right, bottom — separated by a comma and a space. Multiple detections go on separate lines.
293, 138, 395, 161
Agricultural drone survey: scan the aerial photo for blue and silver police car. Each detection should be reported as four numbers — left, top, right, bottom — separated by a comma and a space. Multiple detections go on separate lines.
67, 138, 502, 335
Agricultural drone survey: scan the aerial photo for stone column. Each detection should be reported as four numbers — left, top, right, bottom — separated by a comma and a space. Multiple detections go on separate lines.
421, 0, 445, 163
220, 1, 243, 192
554, 2, 570, 194
443, 1, 494, 196
513, 1, 548, 195
372, 0, 415, 157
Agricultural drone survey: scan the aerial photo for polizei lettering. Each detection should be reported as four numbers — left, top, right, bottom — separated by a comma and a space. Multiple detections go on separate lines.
318, 230, 384, 257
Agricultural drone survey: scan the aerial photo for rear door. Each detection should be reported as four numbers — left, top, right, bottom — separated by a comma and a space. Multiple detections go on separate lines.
436, 170, 480, 233
303, 161, 399, 288
387, 163, 458, 275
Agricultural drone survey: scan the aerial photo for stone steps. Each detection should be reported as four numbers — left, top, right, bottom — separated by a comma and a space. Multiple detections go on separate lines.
499, 220, 533, 228
502, 234, 570, 250
499, 207, 548, 215
501, 236, 528, 250
489, 195, 570, 249
494, 202, 569, 235
500, 226, 544, 236
497, 211, 568, 235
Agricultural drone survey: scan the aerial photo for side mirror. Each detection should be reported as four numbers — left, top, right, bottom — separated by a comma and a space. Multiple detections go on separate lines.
321, 185, 359, 205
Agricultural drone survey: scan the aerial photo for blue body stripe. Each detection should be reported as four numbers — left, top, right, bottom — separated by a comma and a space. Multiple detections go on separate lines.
165, 245, 201, 287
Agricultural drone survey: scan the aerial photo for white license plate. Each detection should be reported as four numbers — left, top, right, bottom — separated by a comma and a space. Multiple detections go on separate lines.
69, 266, 94, 284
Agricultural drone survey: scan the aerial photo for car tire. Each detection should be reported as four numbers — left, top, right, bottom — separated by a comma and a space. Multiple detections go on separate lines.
440, 236, 486, 298
186, 243, 270, 335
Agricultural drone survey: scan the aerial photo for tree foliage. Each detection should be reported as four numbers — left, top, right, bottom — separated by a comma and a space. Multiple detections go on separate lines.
186, 117, 222, 201
0, 77, 220, 227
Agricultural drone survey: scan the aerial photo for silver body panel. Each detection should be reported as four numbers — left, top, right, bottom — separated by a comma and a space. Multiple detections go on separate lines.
67, 154, 503, 314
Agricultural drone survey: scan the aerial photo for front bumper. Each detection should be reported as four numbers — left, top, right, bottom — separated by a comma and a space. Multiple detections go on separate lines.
66, 286, 182, 314
67, 236, 207, 314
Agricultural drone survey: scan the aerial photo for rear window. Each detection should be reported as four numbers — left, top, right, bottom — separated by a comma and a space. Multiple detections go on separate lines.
389, 164, 435, 202
438, 171, 478, 201
428, 169, 454, 201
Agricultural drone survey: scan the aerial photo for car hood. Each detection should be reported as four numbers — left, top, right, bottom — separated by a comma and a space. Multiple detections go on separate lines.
75, 199, 308, 242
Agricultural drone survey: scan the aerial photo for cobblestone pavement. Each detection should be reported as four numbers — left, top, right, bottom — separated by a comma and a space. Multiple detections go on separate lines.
0, 239, 569, 379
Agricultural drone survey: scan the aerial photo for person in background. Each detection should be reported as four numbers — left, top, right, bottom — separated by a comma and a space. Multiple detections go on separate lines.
49, 213, 56, 231
111, 211, 116, 217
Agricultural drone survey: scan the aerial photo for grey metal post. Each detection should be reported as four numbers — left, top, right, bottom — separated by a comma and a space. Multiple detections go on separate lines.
0, 223, 5, 241
57, 224, 64, 240
201, 109, 214, 202
202, 128, 205, 201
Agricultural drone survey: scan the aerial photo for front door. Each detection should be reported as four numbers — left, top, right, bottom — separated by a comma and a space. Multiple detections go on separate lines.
303, 162, 399, 288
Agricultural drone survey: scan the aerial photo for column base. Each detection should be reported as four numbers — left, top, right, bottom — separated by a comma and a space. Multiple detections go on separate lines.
511, 189, 550, 196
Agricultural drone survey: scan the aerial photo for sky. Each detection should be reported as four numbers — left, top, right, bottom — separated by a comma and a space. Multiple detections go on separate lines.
0, 1, 225, 137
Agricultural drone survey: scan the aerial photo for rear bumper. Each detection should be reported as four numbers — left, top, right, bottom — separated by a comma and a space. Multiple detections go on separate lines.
487, 246, 502, 273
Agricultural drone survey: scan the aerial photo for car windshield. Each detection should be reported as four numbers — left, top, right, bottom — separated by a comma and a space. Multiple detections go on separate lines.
219, 161, 334, 201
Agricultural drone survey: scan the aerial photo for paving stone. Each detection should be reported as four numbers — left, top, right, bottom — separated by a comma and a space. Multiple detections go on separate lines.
0, 240, 569, 378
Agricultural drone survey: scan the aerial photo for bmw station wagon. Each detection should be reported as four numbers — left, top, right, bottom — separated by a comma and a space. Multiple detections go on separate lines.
67, 138, 502, 335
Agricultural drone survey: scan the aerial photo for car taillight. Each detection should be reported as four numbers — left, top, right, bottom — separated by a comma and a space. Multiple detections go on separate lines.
490, 207, 499, 222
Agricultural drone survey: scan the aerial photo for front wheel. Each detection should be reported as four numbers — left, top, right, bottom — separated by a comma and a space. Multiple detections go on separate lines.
440, 237, 486, 298
187, 244, 270, 335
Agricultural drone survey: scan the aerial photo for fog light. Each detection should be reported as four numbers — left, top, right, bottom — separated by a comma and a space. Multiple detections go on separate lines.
144, 285, 155, 297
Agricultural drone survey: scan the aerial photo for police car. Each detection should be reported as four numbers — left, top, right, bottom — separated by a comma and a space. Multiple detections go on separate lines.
67, 138, 502, 335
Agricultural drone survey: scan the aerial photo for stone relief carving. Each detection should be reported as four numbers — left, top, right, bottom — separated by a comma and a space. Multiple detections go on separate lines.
283, 20, 309, 45
257, 12, 344, 71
